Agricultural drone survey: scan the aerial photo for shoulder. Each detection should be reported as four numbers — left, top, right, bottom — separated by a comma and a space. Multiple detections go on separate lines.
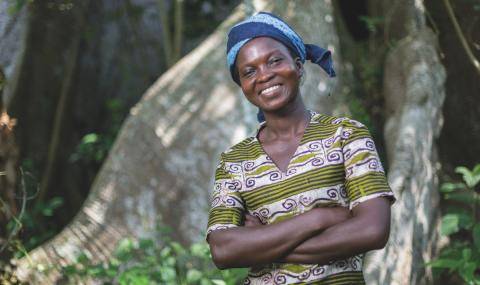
310, 111, 369, 136
218, 136, 260, 164
310, 111, 367, 129
309, 112, 372, 145
214, 137, 258, 178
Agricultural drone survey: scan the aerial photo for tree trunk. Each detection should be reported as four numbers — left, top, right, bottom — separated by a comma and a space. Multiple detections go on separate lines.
364, 1, 446, 284
0, 1, 29, 107
15, 1, 354, 282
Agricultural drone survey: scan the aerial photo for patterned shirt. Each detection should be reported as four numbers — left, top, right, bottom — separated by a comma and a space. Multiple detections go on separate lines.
207, 111, 395, 285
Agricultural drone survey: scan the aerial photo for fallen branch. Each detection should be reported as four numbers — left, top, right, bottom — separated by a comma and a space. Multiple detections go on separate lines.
443, 0, 480, 76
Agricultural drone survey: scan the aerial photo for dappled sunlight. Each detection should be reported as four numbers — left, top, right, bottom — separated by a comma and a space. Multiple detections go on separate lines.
5, 0, 466, 283
81, 182, 115, 225
252, 0, 269, 11
124, 191, 158, 238
142, 9, 245, 103
231, 125, 248, 145
201, 85, 237, 119
415, 0, 425, 15
154, 91, 202, 147
16, 180, 126, 281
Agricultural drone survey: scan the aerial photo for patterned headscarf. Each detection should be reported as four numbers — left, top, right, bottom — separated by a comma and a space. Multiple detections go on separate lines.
226, 11, 336, 85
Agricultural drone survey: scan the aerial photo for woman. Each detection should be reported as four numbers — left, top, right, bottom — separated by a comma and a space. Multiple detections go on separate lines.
206, 12, 395, 284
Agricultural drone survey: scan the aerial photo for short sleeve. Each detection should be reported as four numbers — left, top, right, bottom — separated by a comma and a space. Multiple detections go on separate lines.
206, 154, 246, 239
341, 120, 395, 210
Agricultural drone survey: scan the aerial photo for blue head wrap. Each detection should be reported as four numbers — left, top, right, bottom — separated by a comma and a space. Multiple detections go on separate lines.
226, 11, 336, 86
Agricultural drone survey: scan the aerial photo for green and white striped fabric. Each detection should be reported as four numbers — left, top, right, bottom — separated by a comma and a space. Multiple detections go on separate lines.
207, 111, 395, 285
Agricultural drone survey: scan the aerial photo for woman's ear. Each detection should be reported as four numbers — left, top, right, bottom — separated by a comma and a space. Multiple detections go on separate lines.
295, 58, 304, 78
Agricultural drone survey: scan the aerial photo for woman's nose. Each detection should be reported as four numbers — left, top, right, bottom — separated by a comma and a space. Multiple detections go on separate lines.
257, 66, 274, 82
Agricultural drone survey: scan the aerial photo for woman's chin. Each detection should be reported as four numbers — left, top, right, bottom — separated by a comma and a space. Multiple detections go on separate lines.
259, 96, 298, 113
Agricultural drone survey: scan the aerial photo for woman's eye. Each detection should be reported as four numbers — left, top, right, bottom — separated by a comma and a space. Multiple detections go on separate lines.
269, 57, 282, 65
243, 69, 255, 77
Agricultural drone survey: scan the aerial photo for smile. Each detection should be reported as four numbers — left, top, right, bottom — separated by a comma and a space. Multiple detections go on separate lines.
260, 85, 281, 95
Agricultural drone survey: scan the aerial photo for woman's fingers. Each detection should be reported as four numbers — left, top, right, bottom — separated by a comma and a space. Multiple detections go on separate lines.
244, 213, 263, 227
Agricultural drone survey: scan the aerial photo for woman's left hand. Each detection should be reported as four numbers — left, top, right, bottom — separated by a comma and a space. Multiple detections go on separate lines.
244, 214, 264, 227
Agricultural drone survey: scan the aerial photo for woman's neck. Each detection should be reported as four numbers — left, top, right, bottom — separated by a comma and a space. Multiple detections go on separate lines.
261, 98, 309, 140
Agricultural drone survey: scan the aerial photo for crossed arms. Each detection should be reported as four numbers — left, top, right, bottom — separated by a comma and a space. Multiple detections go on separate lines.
207, 197, 391, 269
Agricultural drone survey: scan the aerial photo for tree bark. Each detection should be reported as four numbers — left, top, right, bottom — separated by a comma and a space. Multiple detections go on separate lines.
363, 1, 446, 284
15, 0, 354, 282
0, 1, 29, 107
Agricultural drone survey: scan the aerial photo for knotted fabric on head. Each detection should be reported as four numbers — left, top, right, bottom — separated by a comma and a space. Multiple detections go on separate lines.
226, 11, 336, 86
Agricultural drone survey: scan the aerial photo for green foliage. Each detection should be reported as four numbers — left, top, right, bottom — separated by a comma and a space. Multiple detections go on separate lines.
427, 164, 480, 284
1, 163, 64, 256
70, 99, 125, 164
60, 232, 247, 284
0, 169, 63, 283
16, 196, 64, 254
347, 95, 372, 130
358, 16, 384, 34
5, 0, 33, 14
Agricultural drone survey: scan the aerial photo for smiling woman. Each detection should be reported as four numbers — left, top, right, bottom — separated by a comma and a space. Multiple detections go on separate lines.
236, 37, 303, 118
206, 12, 395, 284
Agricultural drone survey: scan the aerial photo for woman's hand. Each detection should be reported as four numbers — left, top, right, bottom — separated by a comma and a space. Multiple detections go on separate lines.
244, 213, 264, 227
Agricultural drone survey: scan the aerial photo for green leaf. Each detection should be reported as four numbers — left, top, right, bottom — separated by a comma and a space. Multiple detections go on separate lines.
473, 224, 480, 251
455, 166, 480, 188
115, 238, 135, 259
440, 182, 467, 193
200, 278, 213, 285
47, 197, 64, 210
76, 252, 90, 264
106, 267, 117, 277
190, 243, 209, 258
445, 206, 474, 230
170, 241, 186, 255
427, 258, 461, 269
212, 280, 227, 285
186, 269, 203, 283
160, 246, 172, 258
473, 164, 480, 175
139, 238, 154, 250
441, 214, 460, 235
471, 163, 480, 187
82, 133, 99, 144
41, 197, 64, 216
445, 191, 479, 204
459, 213, 474, 230
459, 261, 476, 283
164, 256, 176, 267
160, 267, 176, 281
463, 248, 472, 261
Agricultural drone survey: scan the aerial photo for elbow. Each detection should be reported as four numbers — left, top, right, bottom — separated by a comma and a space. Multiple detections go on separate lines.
208, 234, 234, 269
210, 244, 229, 269
368, 224, 390, 250
371, 233, 388, 250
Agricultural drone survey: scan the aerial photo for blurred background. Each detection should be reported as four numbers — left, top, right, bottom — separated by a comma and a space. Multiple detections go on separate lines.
0, 0, 478, 284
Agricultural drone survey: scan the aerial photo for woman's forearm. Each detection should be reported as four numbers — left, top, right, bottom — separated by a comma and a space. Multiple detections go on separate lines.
208, 207, 349, 269
280, 198, 391, 264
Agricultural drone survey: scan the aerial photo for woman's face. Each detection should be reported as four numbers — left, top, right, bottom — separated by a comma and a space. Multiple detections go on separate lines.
235, 37, 303, 113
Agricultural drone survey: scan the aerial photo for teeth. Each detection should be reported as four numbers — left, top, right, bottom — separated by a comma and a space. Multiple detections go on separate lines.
261, 85, 280, 95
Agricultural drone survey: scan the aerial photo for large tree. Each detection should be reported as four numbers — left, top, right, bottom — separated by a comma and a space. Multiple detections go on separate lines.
364, 1, 446, 284
13, 0, 446, 283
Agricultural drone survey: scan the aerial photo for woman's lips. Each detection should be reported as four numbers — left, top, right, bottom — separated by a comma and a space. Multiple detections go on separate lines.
259, 84, 281, 96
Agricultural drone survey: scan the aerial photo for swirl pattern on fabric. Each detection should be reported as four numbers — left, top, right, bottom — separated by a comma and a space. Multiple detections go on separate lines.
206, 111, 395, 284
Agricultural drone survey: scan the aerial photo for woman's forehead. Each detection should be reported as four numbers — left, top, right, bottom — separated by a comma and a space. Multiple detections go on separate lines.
236, 37, 291, 65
